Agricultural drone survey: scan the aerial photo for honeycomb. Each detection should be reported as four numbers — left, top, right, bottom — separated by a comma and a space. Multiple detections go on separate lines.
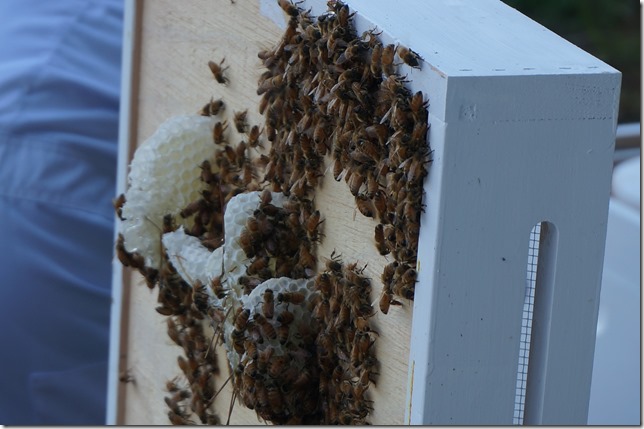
160, 190, 308, 372
162, 227, 223, 287
121, 115, 216, 268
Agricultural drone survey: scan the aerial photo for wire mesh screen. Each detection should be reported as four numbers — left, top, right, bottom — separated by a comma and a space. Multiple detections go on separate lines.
513, 223, 541, 425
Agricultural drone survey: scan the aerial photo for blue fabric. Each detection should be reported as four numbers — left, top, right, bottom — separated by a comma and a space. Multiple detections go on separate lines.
0, 0, 123, 424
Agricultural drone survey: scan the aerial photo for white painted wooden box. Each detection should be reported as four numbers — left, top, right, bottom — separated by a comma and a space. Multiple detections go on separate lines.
318, 0, 621, 425
108, 0, 621, 425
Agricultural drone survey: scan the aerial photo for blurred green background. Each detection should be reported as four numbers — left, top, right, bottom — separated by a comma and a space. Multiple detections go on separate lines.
502, 0, 640, 124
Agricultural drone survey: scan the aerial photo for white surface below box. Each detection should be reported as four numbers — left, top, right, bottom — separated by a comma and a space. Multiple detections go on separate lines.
588, 156, 640, 425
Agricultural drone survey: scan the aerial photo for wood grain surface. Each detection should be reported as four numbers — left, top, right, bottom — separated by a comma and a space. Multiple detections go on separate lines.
118, 0, 412, 424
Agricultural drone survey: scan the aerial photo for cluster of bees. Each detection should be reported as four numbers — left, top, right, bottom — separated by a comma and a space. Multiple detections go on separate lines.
115, 0, 431, 424
229, 285, 322, 424
312, 256, 378, 424
116, 223, 225, 424
224, 166, 381, 424
165, 313, 221, 425
258, 0, 431, 314
238, 189, 321, 286
227, 192, 322, 423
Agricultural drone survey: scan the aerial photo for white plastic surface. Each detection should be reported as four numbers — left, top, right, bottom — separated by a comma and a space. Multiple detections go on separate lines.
611, 155, 640, 210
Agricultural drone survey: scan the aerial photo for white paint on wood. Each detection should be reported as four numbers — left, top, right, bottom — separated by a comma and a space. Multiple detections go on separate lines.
350, 0, 615, 77
106, 0, 138, 424
337, 0, 620, 424
259, 0, 288, 29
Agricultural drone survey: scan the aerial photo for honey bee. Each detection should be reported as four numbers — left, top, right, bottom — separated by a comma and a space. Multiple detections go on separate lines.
410, 90, 427, 115
205, 413, 220, 425
165, 376, 183, 393
335, 302, 350, 329
248, 124, 263, 148
259, 189, 273, 206
347, 168, 366, 196
381, 43, 396, 76
370, 42, 382, 76
316, 331, 334, 360
355, 316, 377, 335
259, 93, 270, 115
328, 294, 341, 317
277, 324, 290, 345
276, 309, 295, 326
112, 193, 126, 220
405, 150, 429, 183
396, 44, 422, 69
378, 290, 401, 314
199, 97, 225, 116
314, 272, 332, 295
160, 214, 176, 236
374, 223, 389, 255
208, 58, 229, 84
257, 346, 274, 372
233, 109, 249, 133
267, 385, 284, 413
231, 328, 246, 354
254, 382, 269, 410
355, 194, 376, 218
278, 0, 299, 17
325, 250, 343, 273
241, 164, 257, 189
243, 359, 258, 380
235, 140, 248, 165
401, 266, 417, 285
177, 355, 197, 382
210, 275, 227, 299
373, 190, 388, 222
304, 209, 323, 241
119, 368, 135, 384
167, 410, 195, 425
115, 234, 145, 269
168, 389, 192, 408
293, 367, 312, 390
332, 157, 344, 181
268, 354, 288, 379
253, 313, 277, 340
238, 229, 255, 257
351, 331, 374, 364
313, 298, 330, 321
192, 281, 210, 313
394, 282, 415, 300
410, 120, 428, 144
155, 304, 174, 317
179, 198, 205, 219
222, 144, 238, 167
262, 288, 275, 319
297, 245, 316, 271
238, 275, 262, 294
234, 307, 251, 331
241, 340, 257, 362
257, 74, 284, 95
247, 255, 270, 276
381, 261, 397, 286
166, 317, 183, 346
365, 123, 388, 146
213, 120, 228, 144
277, 291, 306, 306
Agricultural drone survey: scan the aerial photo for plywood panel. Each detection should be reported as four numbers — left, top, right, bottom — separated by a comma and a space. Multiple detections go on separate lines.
116, 0, 413, 424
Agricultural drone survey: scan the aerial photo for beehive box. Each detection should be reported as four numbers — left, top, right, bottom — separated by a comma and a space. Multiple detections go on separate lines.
108, 0, 620, 425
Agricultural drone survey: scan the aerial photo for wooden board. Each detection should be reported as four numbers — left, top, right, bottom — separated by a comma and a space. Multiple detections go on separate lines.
113, 0, 412, 424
